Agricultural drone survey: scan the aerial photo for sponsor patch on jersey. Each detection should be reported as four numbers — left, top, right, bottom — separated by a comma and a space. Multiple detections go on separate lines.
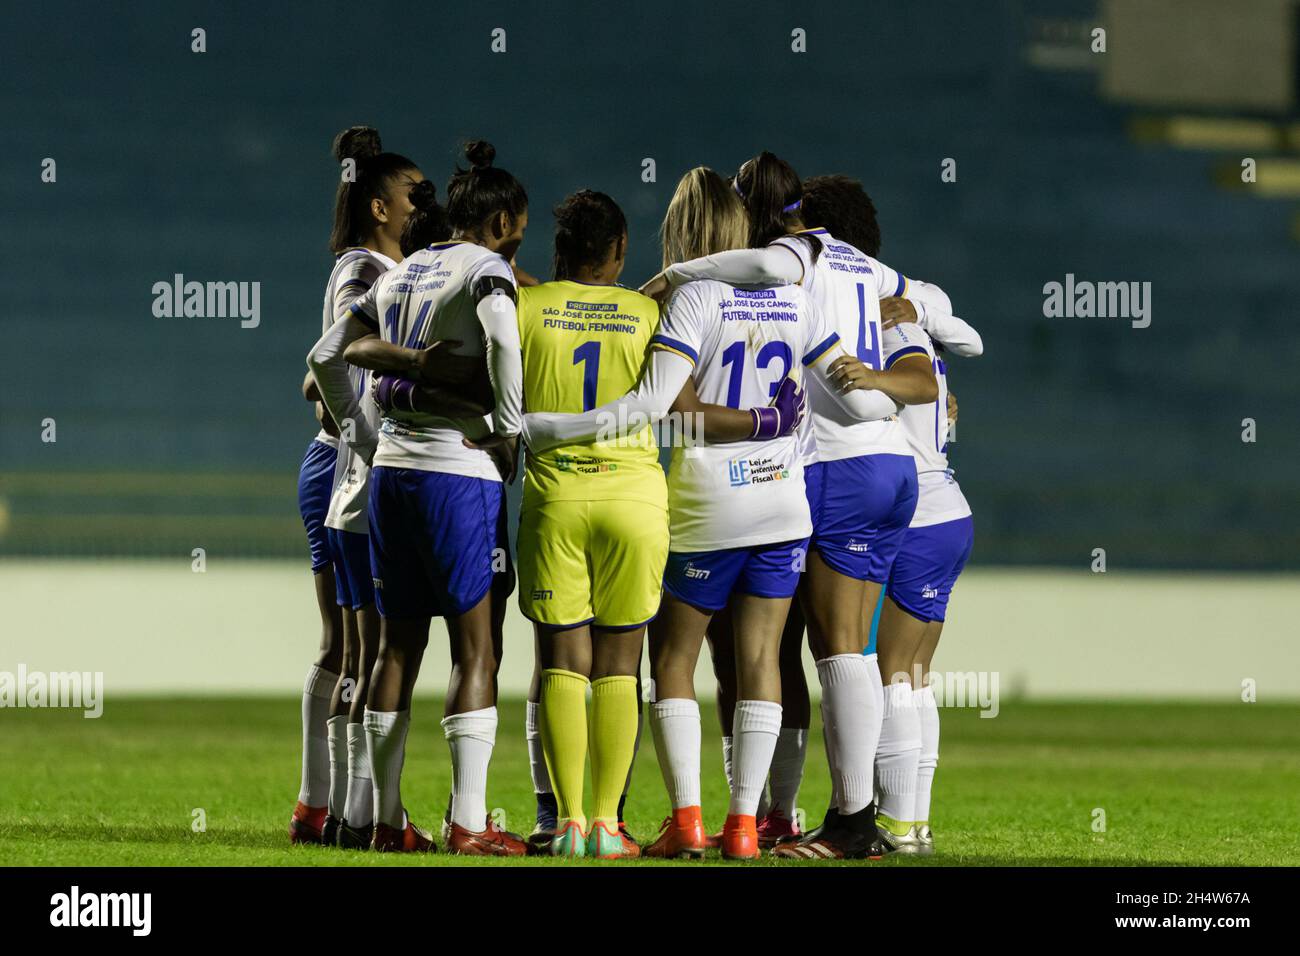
726, 456, 791, 488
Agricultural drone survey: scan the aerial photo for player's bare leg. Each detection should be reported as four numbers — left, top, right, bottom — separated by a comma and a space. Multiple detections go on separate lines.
289, 569, 344, 845
645, 594, 711, 859
322, 606, 359, 845
722, 593, 791, 859
441, 591, 525, 855
775, 555, 883, 860
367, 615, 436, 852
910, 619, 944, 855
337, 603, 380, 849
525, 627, 557, 851
704, 603, 738, 848
872, 597, 930, 852
586, 626, 644, 858
537, 622, 593, 855
760, 602, 811, 846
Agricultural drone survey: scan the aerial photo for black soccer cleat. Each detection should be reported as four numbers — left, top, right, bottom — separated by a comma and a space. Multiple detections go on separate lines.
337, 819, 373, 850
770, 804, 884, 860
321, 814, 342, 847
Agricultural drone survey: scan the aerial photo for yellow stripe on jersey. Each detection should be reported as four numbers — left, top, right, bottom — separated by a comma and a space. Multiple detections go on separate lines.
517, 280, 666, 507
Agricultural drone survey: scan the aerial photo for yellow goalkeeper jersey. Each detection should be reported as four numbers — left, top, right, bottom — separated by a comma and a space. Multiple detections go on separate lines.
517, 280, 666, 506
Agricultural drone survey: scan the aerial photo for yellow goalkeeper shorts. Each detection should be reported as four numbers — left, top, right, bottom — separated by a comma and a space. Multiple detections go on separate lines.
517, 497, 669, 629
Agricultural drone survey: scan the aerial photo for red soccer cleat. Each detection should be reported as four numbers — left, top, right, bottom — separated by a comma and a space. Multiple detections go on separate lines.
756, 812, 800, 848
720, 813, 759, 860
289, 802, 328, 845
445, 819, 527, 857
371, 818, 437, 853
644, 806, 707, 859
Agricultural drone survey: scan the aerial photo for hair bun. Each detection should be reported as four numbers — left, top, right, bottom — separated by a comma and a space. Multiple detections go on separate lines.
464, 140, 496, 169
408, 179, 438, 212
333, 126, 383, 163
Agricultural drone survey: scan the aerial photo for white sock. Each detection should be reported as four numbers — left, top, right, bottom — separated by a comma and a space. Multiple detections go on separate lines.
876, 682, 921, 824
817, 654, 878, 815
525, 701, 551, 795
442, 707, 498, 832
650, 698, 701, 809
865, 652, 885, 803
819, 696, 842, 810
729, 700, 782, 817
364, 708, 409, 829
343, 722, 373, 826
326, 714, 348, 817
767, 727, 808, 821
914, 685, 940, 824
721, 735, 735, 794
297, 665, 338, 806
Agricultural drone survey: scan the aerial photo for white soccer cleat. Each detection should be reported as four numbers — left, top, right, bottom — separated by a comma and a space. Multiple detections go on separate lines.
914, 824, 935, 856
877, 822, 924, 854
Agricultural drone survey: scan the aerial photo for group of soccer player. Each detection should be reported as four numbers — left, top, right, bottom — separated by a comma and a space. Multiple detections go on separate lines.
288, 125, 982, 861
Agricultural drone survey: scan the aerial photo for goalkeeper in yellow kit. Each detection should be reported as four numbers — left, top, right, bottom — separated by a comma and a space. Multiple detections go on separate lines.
512, 191, 669, 858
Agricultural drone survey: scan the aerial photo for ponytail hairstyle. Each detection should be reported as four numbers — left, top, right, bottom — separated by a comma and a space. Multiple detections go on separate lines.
445, 140, 528, 234
551, 190, 627, 280
800, 174, 882, 257
400, 180, 452, 257
329, 126, 419, 254
660, 167, 748, 269
732, 150, 820, 261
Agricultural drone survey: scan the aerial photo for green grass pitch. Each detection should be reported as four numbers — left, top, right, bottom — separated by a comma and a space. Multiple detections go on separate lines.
2, 698, 1297, 866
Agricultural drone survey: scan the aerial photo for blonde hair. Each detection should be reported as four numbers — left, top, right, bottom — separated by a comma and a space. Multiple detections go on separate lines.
660, 167, 748, 269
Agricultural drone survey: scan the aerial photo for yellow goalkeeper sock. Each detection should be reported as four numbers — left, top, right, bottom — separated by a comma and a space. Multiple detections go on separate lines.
589, 675, 638, 827
540, 668, 589, 832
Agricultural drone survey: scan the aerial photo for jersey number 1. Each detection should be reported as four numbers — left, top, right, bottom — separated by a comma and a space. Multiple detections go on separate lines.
573, 341, 601, 411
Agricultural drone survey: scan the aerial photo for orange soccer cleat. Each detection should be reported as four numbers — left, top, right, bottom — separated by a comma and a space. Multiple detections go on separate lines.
644, 806, 707, 859
371, 817, 437, 853
445, 819, 528, 857
618, 822, 642, 858
289, 802, 328, 845
720, 813, 759, 860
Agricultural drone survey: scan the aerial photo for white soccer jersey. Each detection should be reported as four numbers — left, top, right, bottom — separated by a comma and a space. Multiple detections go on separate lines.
651, 279, 841, 552
349, 241, 516, 480
313, 248, 394, 449
318, 248, 395, 533
889, 322, 972, 528
773, 231, 915, 462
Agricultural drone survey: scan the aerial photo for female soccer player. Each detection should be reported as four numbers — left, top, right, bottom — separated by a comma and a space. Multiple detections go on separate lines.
308, 141, 528, 855
792, 174, 982, 856
642, 155, 946, 860
291, 125, 422, 846
523, 166, 900, 859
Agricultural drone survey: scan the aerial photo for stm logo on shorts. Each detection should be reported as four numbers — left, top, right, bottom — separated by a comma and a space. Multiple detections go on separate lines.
922, 584, 938, 599
372, 577, 383, 589
532, 589, 553, 601
847, 541, 870, 553
684, 564, 710, 580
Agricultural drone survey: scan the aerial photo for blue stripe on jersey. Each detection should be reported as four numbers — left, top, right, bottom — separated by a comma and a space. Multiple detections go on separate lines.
885, 345, 927, 369
650, 334, 699, 365
349, 301, 378, 331
893, 273, 907, 296
404, 300, 432, 349
338, 278, 369, 292
802, 332, 841, 366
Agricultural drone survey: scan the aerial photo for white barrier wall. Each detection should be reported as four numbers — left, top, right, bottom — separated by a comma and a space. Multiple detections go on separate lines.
1, 560, 1295, 701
